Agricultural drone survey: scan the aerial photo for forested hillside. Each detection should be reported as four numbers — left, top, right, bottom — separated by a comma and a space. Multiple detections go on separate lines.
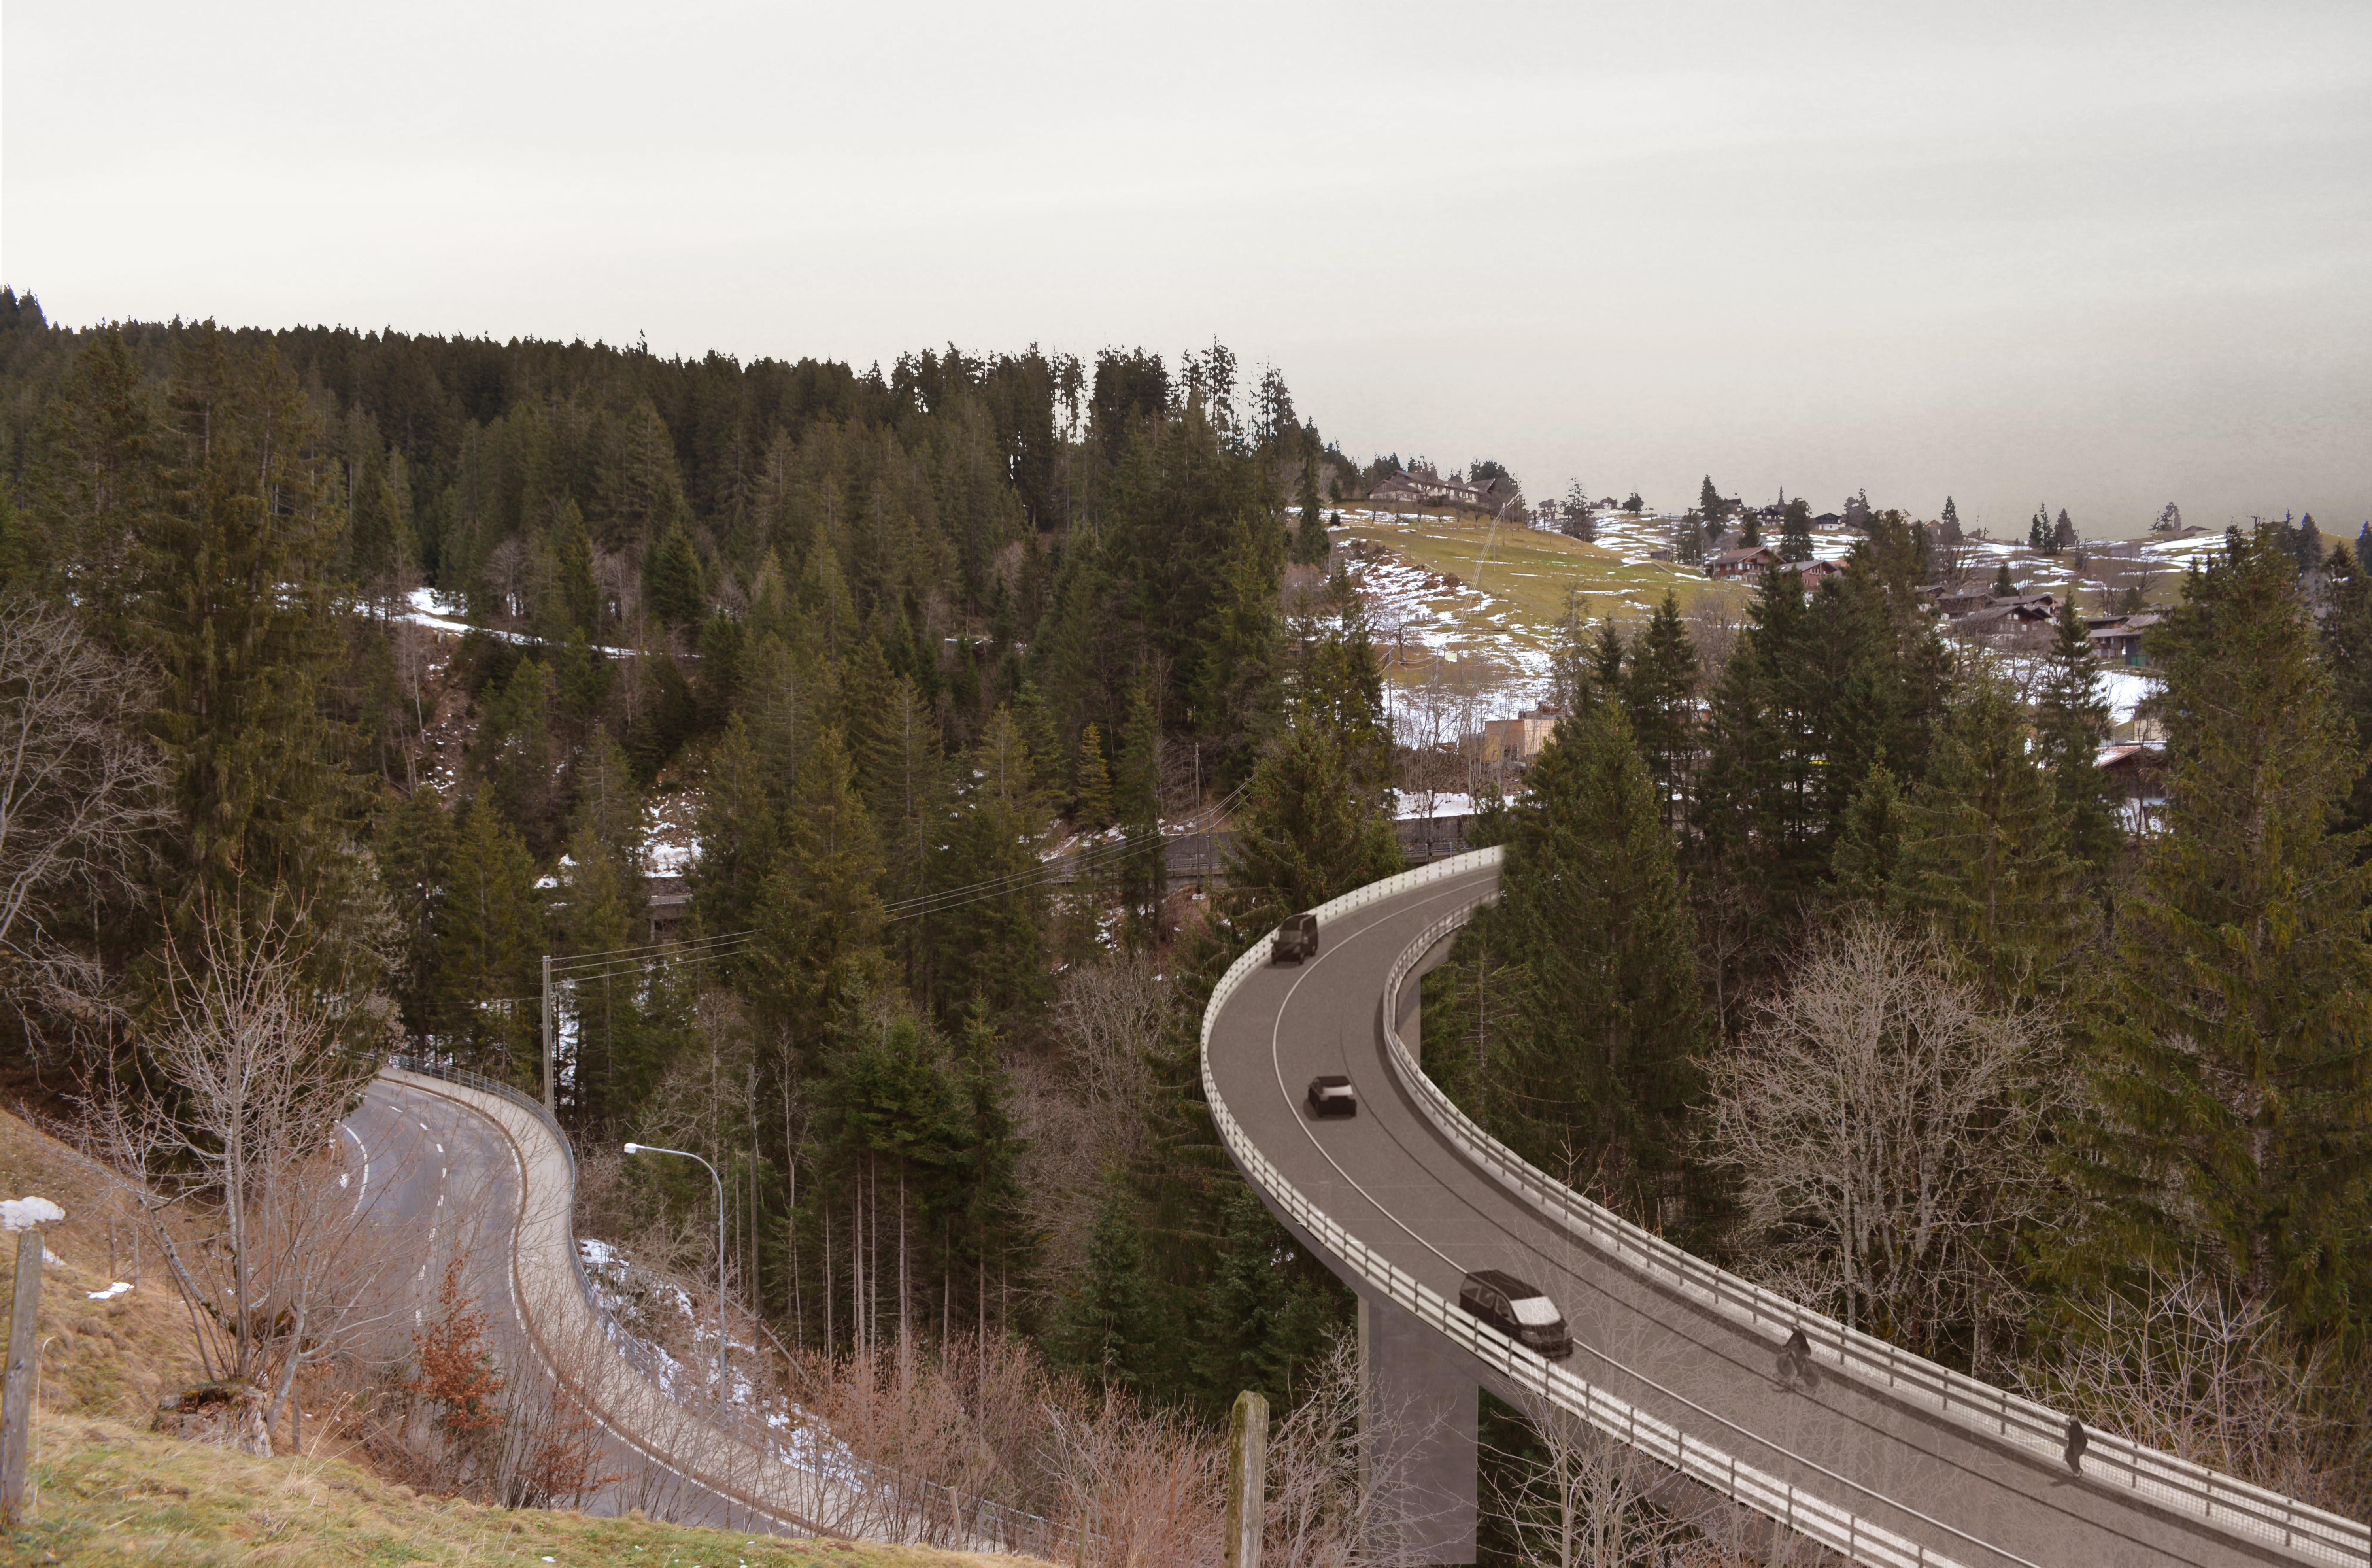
2, 282, 2368, 1553
0, 286, 1384, 1426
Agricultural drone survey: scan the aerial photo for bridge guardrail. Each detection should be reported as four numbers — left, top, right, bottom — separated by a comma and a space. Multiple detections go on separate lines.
1363, 855, 2365, 1568
1200, 857, 1986, 1567
1202, 850, 2370, 1568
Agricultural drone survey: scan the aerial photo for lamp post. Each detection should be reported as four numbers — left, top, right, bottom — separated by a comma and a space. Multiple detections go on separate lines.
623, 1142, 726, 1407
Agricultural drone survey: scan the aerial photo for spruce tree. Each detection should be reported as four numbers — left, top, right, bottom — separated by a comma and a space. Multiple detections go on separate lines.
1778, 496, 1815, 562
1994, 560, 2017, 597
2321, 544, 2372, 839
1056, 1176, 1167, 1390
1889, 667, 2081, 1001
559, 817, 641, 1121
138, 327, 375, 983
376, 787, 457, 1044
438, 792, 546, 1078
1115, 681, 1165, 944
646, 521, 705, 629
1488, 699, 1702, 1222
1073, 723, 1114, 830
2034, 597, 2120, 873
752, 727, 888, 1055
1291, 454, 1329, 565
1621, 592, 1698, 834
2080, 532, 2372, 1341
934, 707, 1052, 1024
1831, 759, 1906, 908
691, 715, 781, 938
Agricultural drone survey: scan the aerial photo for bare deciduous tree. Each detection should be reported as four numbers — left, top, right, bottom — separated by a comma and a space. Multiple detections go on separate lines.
2018, 1265, 2372, 1519
1014, 957, 1167, 1287
1700, 919, 2066, 1360
0, 597, 164, 1022
92, 894, 402, 1443
1481, 1392, 1718, 1568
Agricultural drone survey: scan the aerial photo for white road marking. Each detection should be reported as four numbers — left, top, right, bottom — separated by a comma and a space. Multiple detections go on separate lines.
1270, 882, 1475, 1275
338, 1122, 372, 1205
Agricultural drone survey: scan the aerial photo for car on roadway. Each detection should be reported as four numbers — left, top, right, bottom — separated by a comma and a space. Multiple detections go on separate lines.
1272, 911, 1319, 963
1458, 1269, 1574, 1359
1306, 1074, 1356, 1118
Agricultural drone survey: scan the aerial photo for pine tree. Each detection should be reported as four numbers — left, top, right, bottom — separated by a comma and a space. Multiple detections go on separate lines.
1488, 699, 1702, 1222
691, 715, 781, 938
438, 792, 546, 1079
1056, 1176, 1168, 1390
376, 787, 457, 1044
2054, 508, 2078, 552
1561, 480, 1596, 542
1291, 454, 1329, 565
1778, 496, 1815, 562
1590, 618, 1624, 694
2080, 532, 2372, 1342
1889, 667, 2081, 1001
1114, 680, 1165, 944
1073, 723, 1114, 831
553, 499, 601, 638
934, 707, 1052, 1024
752, 727, 888, 1055
2321, 544, 2372, 840
138, 327, 375, 984
1621, 593, 1698, 834
646, 521, 705, 629
1993, 560, 2017, 597
2034, 597, 2120, 872
1940, 496, 1960, 538
559, 817, 641, 1121
1673, 510, 1706, 567
1830, 759, 1906, 908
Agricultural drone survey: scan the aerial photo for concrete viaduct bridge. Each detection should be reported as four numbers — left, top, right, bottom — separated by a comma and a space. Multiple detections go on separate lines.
1200, 847, 2370, 1568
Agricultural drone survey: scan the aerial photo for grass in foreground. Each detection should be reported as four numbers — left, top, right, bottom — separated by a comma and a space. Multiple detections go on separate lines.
10, 1413, 1046, 1568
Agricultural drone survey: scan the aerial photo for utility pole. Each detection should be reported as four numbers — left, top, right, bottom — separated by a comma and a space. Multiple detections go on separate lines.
1225, 1389, 1267, 1568
2, 1226, 45, 1525
540, 954, 555, 1113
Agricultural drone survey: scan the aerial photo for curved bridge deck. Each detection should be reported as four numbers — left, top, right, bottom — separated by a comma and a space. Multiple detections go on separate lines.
1203, 851, 2368, 1568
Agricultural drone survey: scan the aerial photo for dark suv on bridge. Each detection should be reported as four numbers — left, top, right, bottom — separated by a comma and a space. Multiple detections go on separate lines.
1272, 911, 1319, 963
1459, 1270, 1574, 1359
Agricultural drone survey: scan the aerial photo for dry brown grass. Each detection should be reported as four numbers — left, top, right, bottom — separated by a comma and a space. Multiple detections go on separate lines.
9, 1412, 1052, 1568
0, 1107, 208, 1422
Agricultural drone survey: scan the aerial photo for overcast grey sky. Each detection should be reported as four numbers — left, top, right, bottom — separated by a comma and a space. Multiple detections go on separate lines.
6, 2, 2367, 537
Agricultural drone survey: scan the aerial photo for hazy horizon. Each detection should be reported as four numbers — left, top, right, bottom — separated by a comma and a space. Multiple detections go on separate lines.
7, 2, 2366, 539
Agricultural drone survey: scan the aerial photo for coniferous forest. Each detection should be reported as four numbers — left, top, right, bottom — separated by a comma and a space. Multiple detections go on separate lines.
1, 288, 2368, 1547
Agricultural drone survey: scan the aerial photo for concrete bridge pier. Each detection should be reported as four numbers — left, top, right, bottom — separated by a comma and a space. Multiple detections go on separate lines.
1359, 1291, 1479, 1566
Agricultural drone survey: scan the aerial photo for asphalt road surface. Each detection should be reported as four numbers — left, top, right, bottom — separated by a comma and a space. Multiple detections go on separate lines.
1205, 857, 2351, 1568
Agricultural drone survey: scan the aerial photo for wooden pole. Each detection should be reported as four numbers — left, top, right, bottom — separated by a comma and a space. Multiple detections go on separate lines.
1225, 1388, 1267, 1568
1, 1228, 43, 1525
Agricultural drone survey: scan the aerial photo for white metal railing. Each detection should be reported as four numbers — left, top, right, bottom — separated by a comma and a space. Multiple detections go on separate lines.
1369, 869, 2370, 1568
1201, 848, 2372, 1568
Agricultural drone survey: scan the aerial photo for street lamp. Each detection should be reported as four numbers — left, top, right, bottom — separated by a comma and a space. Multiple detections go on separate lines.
623, 1142, 726, 1407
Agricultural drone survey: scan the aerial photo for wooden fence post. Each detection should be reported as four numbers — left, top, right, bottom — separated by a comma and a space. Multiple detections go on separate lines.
2, 1228, 44, 1525
1225, 1389, 1269, 1568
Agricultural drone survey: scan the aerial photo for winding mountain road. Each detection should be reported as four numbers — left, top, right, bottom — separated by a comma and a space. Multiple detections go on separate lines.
1201, 848, 2369, 1568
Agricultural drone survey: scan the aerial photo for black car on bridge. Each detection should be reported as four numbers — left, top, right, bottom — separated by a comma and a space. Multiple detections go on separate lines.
1459, 1270, 1574, 1359
1306, 1074, 1357, 1117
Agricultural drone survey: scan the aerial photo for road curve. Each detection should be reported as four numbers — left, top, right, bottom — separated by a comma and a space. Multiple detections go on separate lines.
1202, 849, 2369, 1568
350, 1067, 1056, 1553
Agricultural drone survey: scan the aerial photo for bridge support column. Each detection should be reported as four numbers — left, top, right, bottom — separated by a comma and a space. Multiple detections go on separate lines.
1359, 1292, 1479, 1565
